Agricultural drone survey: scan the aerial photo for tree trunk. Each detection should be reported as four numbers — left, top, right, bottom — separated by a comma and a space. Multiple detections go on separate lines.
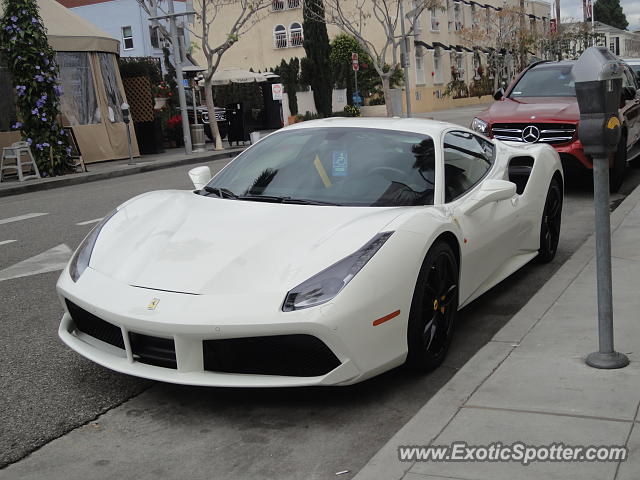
204, 79, 223, 151
381, 75, 393, 117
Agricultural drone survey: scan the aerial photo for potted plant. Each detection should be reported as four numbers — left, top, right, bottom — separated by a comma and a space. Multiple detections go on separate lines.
154, 82, 173, 110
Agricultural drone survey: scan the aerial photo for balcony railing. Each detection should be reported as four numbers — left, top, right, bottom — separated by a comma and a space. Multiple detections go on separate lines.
272, 0, 300, 11
274, 32, 288, 49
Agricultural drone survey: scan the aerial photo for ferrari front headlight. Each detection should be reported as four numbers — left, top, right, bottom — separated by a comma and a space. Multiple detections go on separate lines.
282, 232, 394, 312
471, 117, 489, 135
69, 209, 118, 282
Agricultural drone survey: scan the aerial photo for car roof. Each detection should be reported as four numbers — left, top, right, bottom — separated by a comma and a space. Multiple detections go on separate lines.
622, 58, 640, 64
281, 117, 469, 138
530, 60, 576, 69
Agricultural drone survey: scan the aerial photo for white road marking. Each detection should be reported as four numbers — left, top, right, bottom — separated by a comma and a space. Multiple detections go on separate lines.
0, 240, 17, 246
76, 218, 103, 226
0, 212, 49, 226
0, 244, 72, 282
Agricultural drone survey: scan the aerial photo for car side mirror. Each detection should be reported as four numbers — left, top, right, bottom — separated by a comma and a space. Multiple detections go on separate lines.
493, 88, 504, 101
460, 179, 517, 216
623, 86, 637, 101
188, 166, 212, 190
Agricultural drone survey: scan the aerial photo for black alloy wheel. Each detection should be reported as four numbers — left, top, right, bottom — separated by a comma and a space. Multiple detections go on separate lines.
405, 241, 458, 372
537, 177, 563, 263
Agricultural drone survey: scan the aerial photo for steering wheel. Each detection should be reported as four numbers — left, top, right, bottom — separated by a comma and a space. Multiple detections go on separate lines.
369, 166, 407, 179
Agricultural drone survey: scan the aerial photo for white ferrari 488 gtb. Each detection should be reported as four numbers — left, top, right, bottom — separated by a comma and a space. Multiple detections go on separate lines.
57, 118, 563, 387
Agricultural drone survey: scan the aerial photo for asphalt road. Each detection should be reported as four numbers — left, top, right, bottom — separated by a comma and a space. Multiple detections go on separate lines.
2, 110, 640, 479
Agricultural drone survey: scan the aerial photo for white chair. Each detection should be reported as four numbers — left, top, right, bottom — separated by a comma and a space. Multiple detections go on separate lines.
1, 141, 41, 182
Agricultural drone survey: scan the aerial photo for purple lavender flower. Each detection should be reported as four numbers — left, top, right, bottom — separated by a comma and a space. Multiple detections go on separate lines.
26, 138, 33, 145
66, 146, 72, 154
31, 108, 39, 115
42, 142, 50, 148
36, 143, 43, 151
10, 15, 17, 22
53, 85, 63, 96
35, 74, 44, 82
31, 17, 38, 24
35, 65, 40, 70
11, 122, 22, 130
57, 140, 63, 145
21, 9, 27, 14
15, 85, 26, 96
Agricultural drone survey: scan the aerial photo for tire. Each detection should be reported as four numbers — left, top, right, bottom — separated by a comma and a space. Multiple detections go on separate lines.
609, 133, 627, 193
203, 124, 228, 141
537, 177, 563, 263
405, 241, 458, 372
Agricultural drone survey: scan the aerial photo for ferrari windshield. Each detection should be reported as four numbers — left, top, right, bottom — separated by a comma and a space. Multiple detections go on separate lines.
509, 65, 576, 97
206, 127, 437, 206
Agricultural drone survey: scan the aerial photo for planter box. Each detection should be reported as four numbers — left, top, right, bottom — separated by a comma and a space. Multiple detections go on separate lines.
361, 105, 388, 117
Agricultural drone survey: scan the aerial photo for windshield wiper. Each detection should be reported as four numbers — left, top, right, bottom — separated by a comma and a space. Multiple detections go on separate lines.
237, 195, 339, 205
203, 186, 238, 199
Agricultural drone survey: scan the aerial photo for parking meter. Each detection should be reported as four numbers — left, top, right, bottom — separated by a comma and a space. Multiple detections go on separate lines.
573, 47, 623, 156
573, 47, 629, 370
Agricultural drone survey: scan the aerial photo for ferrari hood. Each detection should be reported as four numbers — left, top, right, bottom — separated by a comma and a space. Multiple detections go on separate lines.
480, 97, 579, 124
89, 190, 405, 295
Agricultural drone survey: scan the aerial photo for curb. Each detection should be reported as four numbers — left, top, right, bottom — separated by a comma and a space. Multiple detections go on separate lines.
353, 182, 640, 480
0, 148, 243, 198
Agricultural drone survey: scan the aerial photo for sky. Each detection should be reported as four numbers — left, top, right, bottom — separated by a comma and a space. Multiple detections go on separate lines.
560, 0, 640, 31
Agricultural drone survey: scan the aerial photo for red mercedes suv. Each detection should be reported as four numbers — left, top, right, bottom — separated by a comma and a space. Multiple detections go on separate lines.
471, 60, 640, 191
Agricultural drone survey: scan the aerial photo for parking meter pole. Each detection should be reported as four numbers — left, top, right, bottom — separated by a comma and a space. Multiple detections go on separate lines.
572, 46, 629, 369
399, 0, 412, 118
586, 155, 629, 369
168, 0, 192, 155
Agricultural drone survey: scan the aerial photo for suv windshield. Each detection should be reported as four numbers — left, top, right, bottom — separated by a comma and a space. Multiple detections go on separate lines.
206, 127, 439, 206
509, 65, 576, 98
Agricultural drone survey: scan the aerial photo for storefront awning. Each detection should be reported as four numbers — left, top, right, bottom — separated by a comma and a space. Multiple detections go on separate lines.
414, 40, 434, 50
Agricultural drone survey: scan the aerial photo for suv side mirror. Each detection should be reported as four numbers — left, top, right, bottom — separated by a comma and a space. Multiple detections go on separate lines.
460, 179, 517, 215
623, 86, 637, 101
188, 166, 212, 190
493, 88, 504, 101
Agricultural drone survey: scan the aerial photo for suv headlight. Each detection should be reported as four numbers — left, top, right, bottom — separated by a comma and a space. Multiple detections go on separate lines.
282, 232, 393, 311
69, 209, 118, 282
471, 117, 489, 135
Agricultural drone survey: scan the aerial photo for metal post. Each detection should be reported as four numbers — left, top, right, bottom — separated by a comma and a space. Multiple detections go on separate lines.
167, 0, 192, 154
354, 68, 358, 106
399, 0, 412, 118
586, 155, 629, 369
126, 123, 134, 165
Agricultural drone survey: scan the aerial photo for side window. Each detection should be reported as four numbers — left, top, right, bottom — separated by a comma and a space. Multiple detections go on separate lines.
623, 67, 637, 89
443, 131, 494, 201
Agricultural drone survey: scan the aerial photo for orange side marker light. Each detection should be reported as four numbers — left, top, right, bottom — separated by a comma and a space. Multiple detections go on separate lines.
372, 309, 401, 326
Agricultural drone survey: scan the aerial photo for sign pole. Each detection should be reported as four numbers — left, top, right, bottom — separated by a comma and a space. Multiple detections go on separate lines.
168, 0, 192, 154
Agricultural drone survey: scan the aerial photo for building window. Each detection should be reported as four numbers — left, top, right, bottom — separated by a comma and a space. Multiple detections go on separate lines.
149, 25, 160, 49
289, 22, 303, 47
530, 17, 536, 32
122, 26, 134, 50
274, 24, 287, 48
609, 36, 620, 55
415, 47, 425, 85
272, 0, 300, 11
434, 48, 443, 84
485, 9, 491, 34
430, 8, 439, 31
471, 4, 478, 29
411, 1, 422, 32
454, 3, 462, 31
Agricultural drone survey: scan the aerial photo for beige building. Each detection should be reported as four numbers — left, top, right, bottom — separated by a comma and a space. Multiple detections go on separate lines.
190, 0, 551, 113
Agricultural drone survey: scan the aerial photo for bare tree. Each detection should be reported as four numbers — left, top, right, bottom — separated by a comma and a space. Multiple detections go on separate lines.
314, 0, 441, 116
137, 0, 269, 150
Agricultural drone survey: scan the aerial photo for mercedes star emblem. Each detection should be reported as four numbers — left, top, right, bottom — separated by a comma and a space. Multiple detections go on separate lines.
522, 125, 540, 143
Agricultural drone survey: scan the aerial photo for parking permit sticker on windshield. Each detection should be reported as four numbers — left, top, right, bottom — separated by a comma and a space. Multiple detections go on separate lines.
332, 151, 348, 176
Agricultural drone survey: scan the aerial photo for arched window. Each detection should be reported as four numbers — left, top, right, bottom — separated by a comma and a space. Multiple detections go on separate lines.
289, 22, 303, 47
274, 25, 287, 49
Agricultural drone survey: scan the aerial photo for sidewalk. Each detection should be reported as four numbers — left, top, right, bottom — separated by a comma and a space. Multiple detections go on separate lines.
354, 187, 640, 479
0, 144, 246, 198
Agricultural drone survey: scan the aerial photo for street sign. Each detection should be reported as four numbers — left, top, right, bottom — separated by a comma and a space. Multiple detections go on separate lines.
352, 62, 359, 71
351, 52, 358, 61
271, 83, 283, 100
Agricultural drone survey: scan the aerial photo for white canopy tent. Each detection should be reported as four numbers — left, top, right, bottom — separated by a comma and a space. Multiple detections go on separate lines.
0, 0, 138, 162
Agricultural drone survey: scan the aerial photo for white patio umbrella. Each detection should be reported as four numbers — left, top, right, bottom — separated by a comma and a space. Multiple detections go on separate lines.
210, 68, 268, 86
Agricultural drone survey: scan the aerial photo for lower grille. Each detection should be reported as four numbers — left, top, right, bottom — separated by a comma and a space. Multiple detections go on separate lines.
65, 300, 125, 350
203, 335, 341, 377
492, 123, 576, 144
129, 332, 177, 369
